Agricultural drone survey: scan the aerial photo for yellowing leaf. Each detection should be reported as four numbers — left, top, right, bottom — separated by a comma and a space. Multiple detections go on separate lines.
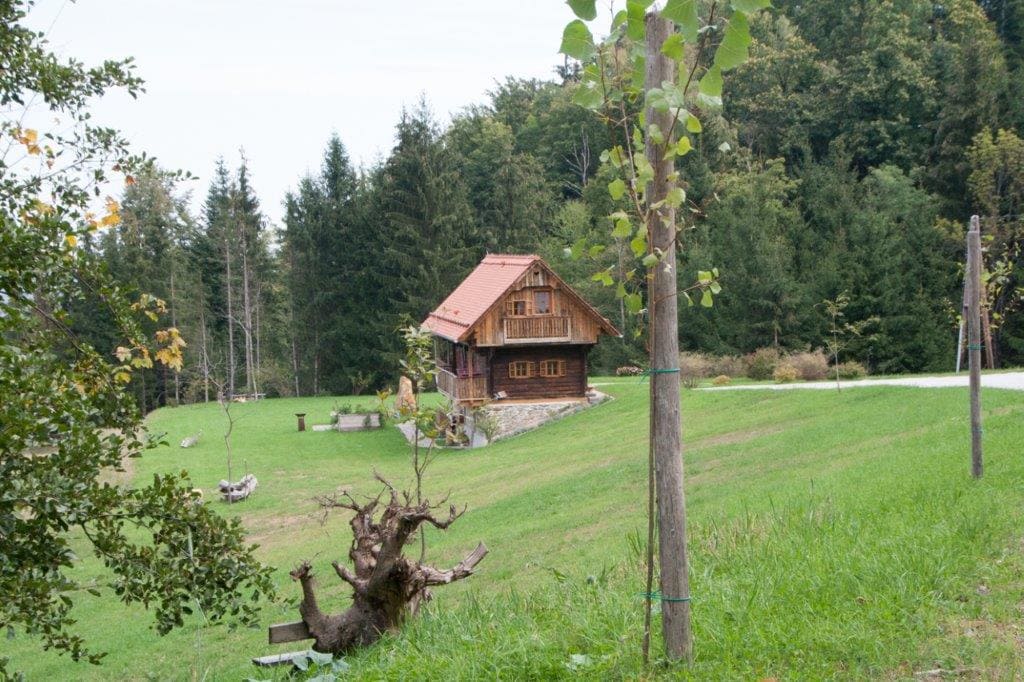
155, 347, 184, 371
64, 234, 78, 248
115, 346, 132, 362
115, 371, 132, 384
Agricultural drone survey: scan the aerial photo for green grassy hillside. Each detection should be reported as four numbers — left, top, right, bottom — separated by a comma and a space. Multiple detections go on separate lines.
5, 381, 1024, 679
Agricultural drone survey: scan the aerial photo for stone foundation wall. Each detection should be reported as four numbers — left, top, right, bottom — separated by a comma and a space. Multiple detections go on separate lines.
465, 389, 609, 444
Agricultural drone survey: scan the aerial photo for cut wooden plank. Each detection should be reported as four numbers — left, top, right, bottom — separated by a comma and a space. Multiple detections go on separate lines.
268, 620, 311, 644
252, 650, 310, 667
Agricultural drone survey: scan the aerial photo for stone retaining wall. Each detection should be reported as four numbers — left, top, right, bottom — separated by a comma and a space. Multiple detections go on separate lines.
466, 389, 609, 444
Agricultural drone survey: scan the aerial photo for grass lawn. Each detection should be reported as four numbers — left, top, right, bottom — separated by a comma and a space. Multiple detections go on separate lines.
5, 380, 1024, 680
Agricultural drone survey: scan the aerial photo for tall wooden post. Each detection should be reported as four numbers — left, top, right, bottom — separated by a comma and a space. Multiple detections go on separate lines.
645, 12, 692, 662
967, 215, 983, 478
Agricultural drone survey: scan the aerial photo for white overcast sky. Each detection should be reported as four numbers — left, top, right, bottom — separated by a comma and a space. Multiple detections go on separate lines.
28, 0, 622, 223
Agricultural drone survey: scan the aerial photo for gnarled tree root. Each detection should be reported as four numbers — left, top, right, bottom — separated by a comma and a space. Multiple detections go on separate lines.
289, 478, 487, 654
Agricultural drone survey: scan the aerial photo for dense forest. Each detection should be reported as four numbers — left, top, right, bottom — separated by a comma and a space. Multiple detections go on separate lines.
76, 0, 1024, 409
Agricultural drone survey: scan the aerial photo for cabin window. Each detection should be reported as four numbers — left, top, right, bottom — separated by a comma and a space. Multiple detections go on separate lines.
539, 359, 565, 377
534, 289, 552, 315
507, 299, 528, 316
508, 361, 533, 379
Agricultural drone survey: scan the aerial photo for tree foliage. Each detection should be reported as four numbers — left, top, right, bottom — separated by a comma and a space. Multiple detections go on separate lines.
66, 0, 1024, 406
0, 3, 273, 671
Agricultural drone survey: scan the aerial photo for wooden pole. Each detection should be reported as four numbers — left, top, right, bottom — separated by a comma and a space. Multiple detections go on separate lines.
981, 307, 996, 370
645, 12, 692, 662
967, 215, 983, 478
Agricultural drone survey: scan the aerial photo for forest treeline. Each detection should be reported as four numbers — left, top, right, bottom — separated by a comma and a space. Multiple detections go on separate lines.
75, 0, 1024, 409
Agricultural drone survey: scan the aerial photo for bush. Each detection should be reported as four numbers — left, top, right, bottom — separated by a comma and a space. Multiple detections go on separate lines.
679, 352, 713, 388
615, 365, 644, 377
710, 355, 744, 378
836, 361, 868, 379
773, 362, 799, 383
744, 347, 782, 380
789, 349, 829, 381
712, 374, 732, 386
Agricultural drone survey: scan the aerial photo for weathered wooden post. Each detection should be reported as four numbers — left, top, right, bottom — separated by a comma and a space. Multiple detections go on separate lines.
295, 413, 306, 432
645, 11, 692, 662
967, 215, 983, 478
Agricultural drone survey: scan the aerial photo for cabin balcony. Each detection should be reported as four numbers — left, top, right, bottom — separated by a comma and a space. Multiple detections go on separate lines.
503, 315, 570, 343
435, 367, 488, 403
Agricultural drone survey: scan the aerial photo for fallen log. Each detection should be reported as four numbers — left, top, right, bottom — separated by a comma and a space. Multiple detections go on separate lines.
218, 473, 258, 502
180, 432, 202, 448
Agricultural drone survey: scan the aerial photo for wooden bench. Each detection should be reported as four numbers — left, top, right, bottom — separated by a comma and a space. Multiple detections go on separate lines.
252, 620, 313, 668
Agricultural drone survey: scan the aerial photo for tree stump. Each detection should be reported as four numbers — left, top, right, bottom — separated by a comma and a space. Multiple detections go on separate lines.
218, 474, 258, 502
290, 477, 487, 654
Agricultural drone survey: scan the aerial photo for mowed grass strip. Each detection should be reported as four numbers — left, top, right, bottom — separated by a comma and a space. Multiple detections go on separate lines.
5, 383, 1024, 680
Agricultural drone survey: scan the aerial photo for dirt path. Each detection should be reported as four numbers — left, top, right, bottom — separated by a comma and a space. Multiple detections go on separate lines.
704, 371, 1024, 392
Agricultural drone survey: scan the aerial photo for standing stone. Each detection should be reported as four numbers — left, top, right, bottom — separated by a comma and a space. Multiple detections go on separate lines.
396, 376, 417, 413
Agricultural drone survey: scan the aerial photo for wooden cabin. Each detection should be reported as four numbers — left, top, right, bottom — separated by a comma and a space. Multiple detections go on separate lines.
423, 254, 620, 406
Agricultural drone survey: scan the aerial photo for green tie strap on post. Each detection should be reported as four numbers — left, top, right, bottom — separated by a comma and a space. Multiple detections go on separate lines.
639, 590, 692, 603
967, 343, 984, 350
638, 368, 681, 383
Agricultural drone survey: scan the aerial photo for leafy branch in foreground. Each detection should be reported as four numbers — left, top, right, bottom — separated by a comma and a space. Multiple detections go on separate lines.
0, 1, 273, 672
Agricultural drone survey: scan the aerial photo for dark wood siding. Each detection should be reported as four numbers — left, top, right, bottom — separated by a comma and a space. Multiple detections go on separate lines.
489, 346, 588, 400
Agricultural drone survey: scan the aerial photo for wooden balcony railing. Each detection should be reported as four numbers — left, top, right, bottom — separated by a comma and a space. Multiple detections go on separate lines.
435, 368, 488, 402
504, 315, 570, 341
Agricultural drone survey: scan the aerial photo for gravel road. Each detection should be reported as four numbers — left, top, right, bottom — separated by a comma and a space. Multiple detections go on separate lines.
703, 372, 1024, 392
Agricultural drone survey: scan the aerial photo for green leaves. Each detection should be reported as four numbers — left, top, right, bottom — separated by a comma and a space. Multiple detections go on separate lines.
666, 186, 686, 208
713, 11, 751, 72
646, 82, 686, 114
676, 136, 693, 157
698, 64, 724, 108
560, 20, 595, 60
625, 292, 644, 314
570, 237, 587, 260
572, 81, 603, 109
685, 113, 702, 133
695, 269, 721, 306
731, 0, 771, 12
647, 123, 665, 146
608, 178, 627, 201
630, 235, 647, 258
626, 0, 652, 40
610, 211, 632, 237
566, 0, 597, 21
662, 0, 699, 42
661, 33, 685, 61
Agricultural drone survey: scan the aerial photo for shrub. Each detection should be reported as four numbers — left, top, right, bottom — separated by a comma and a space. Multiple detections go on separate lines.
744, 347, 782, 380
679, 352, 713, 388
712, 374, 732, 386
615, 365, 644, 377
471, 408, 500, 444
836, 361, 868, 379
789, 349, 829, 381
710, 355, 744, 378
773, 362, 799, 383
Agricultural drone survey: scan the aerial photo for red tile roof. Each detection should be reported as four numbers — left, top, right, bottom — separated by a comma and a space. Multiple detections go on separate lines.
423, 254, 620, 342
424, 255, 539, 341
